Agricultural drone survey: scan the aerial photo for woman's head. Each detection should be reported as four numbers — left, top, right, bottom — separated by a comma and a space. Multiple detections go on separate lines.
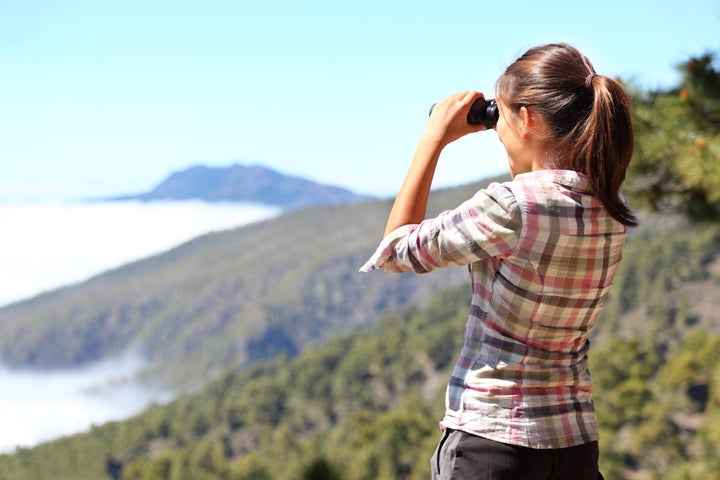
496, 43, 638, 227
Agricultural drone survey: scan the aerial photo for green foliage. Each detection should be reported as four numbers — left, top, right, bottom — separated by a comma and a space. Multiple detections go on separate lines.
626, 51, 720, 220
592, 339, 659, 431
299, 456, 341, 480
658, 329, 720, 391
599, 217, 720, 345
590, 331, 720, 478
228, 453, 272, 480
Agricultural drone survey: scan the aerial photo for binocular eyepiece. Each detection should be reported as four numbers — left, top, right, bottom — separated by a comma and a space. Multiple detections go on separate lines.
428, 97, 499, 129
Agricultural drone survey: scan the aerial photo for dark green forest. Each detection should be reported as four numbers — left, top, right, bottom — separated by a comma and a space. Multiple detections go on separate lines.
0, 53, 718, 479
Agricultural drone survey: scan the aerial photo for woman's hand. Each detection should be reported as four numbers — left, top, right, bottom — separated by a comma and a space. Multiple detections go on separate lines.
423, 90, 488, 147
382, 90, 489, 237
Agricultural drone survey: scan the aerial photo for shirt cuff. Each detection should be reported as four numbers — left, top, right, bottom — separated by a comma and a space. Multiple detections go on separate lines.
358, 224, 414, 273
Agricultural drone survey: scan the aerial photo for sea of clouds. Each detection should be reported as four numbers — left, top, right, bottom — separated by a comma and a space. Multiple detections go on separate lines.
0, 199, 280, 452
0, 351, 172, 452
0, 200, 280, 307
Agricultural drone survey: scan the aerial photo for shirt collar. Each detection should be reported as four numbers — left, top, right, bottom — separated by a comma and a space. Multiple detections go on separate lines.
513, 170, 592, 194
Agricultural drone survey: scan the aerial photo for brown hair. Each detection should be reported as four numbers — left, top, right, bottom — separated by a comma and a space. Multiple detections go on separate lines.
496, 43, 638, 227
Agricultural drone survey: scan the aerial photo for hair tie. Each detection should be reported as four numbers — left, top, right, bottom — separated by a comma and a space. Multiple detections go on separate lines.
585, 73, 597, 88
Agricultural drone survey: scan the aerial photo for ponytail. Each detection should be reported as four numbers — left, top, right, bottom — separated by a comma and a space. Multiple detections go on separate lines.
496, 43, 638, 227
577, 75, 638, 227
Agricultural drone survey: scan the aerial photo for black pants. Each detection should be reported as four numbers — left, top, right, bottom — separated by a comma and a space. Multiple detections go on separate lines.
431, 429, 603, 480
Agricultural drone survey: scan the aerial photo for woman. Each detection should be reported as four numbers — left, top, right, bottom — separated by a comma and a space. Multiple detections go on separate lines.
360, 43, 636, 479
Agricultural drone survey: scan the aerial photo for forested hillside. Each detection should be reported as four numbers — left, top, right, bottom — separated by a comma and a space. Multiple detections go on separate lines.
0, 174, 506, 389
0, 217, 718, 479
0, 52, 718, 479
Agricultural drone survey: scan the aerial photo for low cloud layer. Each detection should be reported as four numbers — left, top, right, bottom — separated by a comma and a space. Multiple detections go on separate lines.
0, 200, 279, 307
0, 351, 172, 452
0, 200, 280, 451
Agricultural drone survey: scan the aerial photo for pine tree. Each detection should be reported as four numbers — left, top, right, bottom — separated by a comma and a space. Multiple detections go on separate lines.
627, 51, 720, 220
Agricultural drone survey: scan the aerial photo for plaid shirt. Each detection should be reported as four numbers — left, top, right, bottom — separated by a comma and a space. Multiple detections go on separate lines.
360, 170, 627, 448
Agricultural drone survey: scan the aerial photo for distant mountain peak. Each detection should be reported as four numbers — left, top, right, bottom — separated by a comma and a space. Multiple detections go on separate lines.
110, 163, 373, 209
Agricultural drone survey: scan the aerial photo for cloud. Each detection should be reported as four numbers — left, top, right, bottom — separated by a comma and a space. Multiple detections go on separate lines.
0, 350, 172, 452
0, 200, 280, 450
0, 200, 279, 307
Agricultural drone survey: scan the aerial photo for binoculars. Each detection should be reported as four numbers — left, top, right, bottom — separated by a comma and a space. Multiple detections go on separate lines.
428, 97, 499, 129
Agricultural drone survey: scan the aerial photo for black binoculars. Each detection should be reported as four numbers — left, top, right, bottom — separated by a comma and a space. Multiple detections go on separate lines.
428, 97, 499, 129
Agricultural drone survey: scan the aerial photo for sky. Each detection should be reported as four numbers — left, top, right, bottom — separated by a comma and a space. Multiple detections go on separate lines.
1, 0, 719, 200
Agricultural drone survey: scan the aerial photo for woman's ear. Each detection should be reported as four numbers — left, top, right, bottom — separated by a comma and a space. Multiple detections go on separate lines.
519, 106, 546, 140
519, 106, 532, 139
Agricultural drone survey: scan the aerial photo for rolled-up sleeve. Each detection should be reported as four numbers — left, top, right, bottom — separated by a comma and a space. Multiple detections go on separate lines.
360, 182, 523, 274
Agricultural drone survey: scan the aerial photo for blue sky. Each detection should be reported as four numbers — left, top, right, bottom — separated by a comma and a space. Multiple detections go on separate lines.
2, 0, 719, 199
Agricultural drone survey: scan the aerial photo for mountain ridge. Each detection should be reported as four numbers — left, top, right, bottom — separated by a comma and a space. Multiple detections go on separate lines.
107, 163, 373, 209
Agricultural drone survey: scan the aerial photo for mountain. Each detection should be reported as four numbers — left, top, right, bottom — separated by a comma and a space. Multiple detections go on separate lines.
109, 163, 373, 209
0, 175, 508, 390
